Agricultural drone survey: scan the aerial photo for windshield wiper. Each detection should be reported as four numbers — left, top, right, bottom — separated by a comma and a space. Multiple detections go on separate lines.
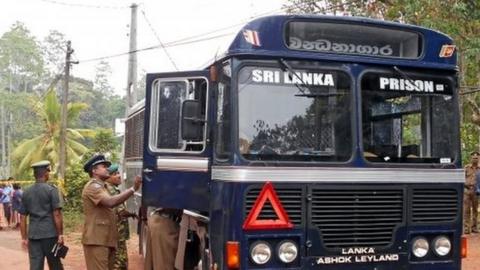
393, 66, 423, 92
278, 58, 310, 96
279, 59, 341, 98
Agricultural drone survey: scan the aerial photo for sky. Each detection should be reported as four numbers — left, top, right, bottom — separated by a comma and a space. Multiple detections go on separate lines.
0, 0, 289, 96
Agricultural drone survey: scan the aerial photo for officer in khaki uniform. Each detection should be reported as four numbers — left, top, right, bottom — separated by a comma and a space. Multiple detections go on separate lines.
82, 155, 141, 270
144, 207, 182, 270
106, 164, 137, 270
464, 151, 480, 234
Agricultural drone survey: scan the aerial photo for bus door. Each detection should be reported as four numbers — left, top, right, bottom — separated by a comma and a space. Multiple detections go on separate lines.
143, 71, 211, 212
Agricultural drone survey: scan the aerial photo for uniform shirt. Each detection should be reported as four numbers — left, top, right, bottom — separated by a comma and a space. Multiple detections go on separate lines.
81, 179, 118, 248
106, 182, 130, 241
465, 164, 480, 187
18, 182, 62, 239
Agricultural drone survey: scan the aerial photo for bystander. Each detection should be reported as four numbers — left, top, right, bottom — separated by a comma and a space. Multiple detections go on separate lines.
1, 180, 12, 228
12, 183, 23, 228
464, 151, 480, 234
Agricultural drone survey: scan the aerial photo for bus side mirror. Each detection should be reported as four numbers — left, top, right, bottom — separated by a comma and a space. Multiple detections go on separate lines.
181, 100, 205, 141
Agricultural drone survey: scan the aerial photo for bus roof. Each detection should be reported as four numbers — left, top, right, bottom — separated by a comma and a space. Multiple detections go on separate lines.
127, 98, 145, 117
221, 15, 457, 70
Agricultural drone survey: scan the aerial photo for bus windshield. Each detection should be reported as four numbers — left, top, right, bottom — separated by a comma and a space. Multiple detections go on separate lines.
237, 65, 352, 162
361, 71, 458, 163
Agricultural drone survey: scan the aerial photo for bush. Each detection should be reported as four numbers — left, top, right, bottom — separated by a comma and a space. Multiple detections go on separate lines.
64, 209, 84, 233
64, 161, 90, 213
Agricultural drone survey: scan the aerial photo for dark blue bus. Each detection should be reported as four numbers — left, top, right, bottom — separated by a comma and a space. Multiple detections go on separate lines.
124, 15, 464, 270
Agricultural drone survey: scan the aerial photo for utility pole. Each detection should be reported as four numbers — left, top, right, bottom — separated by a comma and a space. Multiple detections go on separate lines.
59, 41, 75, 183
126, 3, 138, 109
121, 3, 138, 190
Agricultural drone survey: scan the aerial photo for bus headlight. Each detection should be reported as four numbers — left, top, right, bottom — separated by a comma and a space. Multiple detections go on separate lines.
433, 236, 451, 256
278, 241, 298, 263
412, 237, 429, 258
250, 241, 271, 264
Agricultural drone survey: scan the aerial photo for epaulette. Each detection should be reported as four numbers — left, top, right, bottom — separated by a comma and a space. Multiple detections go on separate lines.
48, 183, 58, 189
89, 180, 105, 189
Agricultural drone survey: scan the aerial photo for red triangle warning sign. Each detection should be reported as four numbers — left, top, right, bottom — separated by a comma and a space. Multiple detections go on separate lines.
243, 181, 293, 230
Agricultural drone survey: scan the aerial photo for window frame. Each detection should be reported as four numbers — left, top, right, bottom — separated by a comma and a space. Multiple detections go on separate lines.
359, 69, 459, 166
214, 61, 233, 163
148, 76, 209, 154
234, 60, 355, 165
283, 19, 425, 60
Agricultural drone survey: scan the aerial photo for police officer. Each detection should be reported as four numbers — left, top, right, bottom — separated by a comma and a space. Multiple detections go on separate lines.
81, 155, 141, 270
19, 160, 64, 270
464, 151, 480, 234
144, 207, 182, 270
105, 164, 137, 270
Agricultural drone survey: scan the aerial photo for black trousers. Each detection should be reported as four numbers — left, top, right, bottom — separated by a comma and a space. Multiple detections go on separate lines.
28, 237, 64, 270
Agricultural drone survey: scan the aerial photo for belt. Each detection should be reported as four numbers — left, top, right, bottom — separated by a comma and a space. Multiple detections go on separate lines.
154, 210, 181, 223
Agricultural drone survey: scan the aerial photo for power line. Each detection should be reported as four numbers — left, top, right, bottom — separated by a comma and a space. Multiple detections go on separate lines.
140, 9, 179, 71
30, 65, 66, 114
38, 0, 129, 9
75, 2, 303, 64
77, 32, 234, 64
167, 7, 285, 45
75, 1, 373, 65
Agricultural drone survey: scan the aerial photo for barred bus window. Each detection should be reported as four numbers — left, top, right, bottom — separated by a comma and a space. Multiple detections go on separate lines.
156, 81, 187, 150
125, 110, 144, 159
150, 77, 208, 153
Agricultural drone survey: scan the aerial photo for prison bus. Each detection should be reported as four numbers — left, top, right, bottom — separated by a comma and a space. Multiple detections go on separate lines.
123, 15, 465, 270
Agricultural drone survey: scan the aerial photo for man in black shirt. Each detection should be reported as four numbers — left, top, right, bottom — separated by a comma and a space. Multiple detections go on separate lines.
19, 160, 64, 270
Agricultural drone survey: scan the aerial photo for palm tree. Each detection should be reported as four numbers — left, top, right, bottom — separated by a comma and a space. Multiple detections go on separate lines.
12, 89, 94, 181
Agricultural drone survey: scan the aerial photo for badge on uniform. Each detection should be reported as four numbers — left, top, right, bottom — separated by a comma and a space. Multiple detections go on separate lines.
51, 243, 69, 258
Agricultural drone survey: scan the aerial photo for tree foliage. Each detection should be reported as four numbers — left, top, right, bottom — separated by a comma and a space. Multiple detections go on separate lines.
11, 90, 94, 177
76, 61, 125, 129
64, 159, 89, 212
0, 23, 127, 212
42, 30, 67, 75
94, 60, 114, 96
91, 128, 121, 162
0, 22, 44, 93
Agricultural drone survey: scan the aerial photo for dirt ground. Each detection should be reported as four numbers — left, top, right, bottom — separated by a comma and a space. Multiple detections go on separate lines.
462, 233, 480, 270
0, 226, 478, 269
0, 227, 144, 270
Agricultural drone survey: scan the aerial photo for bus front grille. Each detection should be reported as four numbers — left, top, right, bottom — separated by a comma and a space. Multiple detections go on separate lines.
412, 189, 458, 223
245, 187, 303, 226
311, 188, 403, 248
